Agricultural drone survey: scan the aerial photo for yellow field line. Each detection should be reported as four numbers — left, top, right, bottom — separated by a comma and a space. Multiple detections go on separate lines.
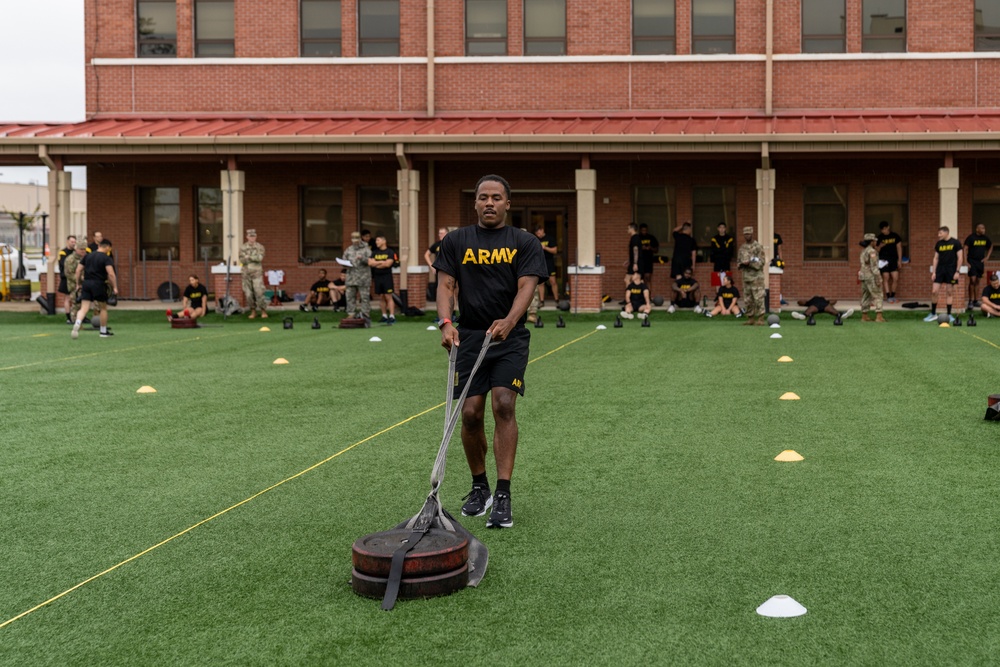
0, 327, 597, 629
961, 330, 1000, 351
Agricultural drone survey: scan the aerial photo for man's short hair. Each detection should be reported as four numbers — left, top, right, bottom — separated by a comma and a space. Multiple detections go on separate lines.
628, 223, 638, 232
375, 234, 386, 241
681, 222, 691, 229
992, 273, 1000, 282
189, 274, 199, 280
361, 229, 371, 237
940, 226, 950, 233
639, 223, 648, 230
475, 174, 511, 199
318, 268, 327, 275
879, 221, 890, 230
67, 235, 76, 241
98, 239, 112, 248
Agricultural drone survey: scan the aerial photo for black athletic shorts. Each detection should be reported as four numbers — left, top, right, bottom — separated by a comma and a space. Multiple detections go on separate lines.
80, 279, 108, 303
58, 276, 68, 294
879, 258, 899, 274
934, 267, 958, 285
968, 259, 985, 278
637, 260, 654, 275
373, 274, 394, 295
805, 296, 830, 312
453, 327, 530, 398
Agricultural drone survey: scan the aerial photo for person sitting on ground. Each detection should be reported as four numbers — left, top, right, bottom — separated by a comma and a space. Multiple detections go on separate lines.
669, 267, 701, 313
790, 296, 854, 324
621, 272, 651, 320
180, 274, 209, 323
980, 272, 1000, 318
330, 268, 347, 311
300, 268, 333, 311
705, 273, 741, 318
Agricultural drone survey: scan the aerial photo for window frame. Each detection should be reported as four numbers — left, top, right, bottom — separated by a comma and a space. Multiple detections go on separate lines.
358, 186, 400, 248
976, 0, 1000, 52
691, 185, 737, 261
633, 0, 676, 55
801, 0, 845, 54
632, 186, 677, 261
194, 0, 235, 57
301, 0, 342, 57
195, 187, 224, 262
691, 0, 735, 55
301, 186, 345, 261
862, 0, 906, 53
523, 0, 566, 56
137, 0, 178, 57
803, 184, 849, 261
466, 0, 508, 56
358, 0, 400, 57
137, 186, 181, 261
972, 184, 1000, 248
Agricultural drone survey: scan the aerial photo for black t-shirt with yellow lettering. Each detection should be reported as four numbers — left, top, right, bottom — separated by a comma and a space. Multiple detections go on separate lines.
965, 233, 993, 262
983, 284, 1000, 305
627, 281, 648, 309
935, 238, 961, 274
310, 279, 331, 294
183, 283, 208, 308
371, 248, 397, 277
434, 224, 548, 330
716, 284, 740, 307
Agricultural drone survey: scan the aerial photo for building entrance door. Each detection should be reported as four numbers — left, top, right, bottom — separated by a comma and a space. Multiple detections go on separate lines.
509, 206, 568, 298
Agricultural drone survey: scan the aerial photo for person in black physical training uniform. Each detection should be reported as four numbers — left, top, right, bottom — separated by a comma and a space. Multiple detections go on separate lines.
533, 225, 559, 305
433, 174, 548, 530
620, 272, 651, 319
300, 268, 333, 311
72, 239, 118, 339
876, 221, 904, 302
671, 221, 696, 279
705, 273, 741, 318
924, 226, 964, 322
790, 296, 853, 324
368, 235, 398, 325
981, 272, 1000, 317
637, 223, 659, 289
964, 223, 993, 309
181, 274, 209, 322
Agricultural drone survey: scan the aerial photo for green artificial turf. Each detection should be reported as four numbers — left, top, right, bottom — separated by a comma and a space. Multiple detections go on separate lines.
1, 309, 999, 665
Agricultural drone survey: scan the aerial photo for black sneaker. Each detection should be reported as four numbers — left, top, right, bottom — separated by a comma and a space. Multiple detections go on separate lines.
461, 484, 493, 517
487, 492, 513, 528
99, 330, 114, 337
299, 304, 307, 312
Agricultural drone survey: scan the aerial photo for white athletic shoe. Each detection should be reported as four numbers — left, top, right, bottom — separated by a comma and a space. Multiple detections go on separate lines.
71, 323, 80, 339
704, 312, 713, 318
694, 305, 703, 314
667, 304, 676, 314
620, 311, 634, 319
791, 312, 806, 320
923, 312, 938, 322
841, 308, 855, 320
637, 312, 648, 319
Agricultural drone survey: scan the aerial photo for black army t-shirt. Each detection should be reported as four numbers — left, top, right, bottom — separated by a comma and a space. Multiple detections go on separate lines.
434, 224, 548, 330
877, 232, 903, 262
183, 283, 208, 308
717, 284, 740, 306
310, 279, 331, 295
935, 238, 961, 273
371, 248, 397, 277
627, 281, 648, 309
83, 251, 113, 282
537, 234, 557, 274
965, 233, 992, 261
983, 284, 1000, 306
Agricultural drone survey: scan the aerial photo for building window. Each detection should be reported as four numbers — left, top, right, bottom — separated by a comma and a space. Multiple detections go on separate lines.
633, 0, 675, 55
804, 185, 848, 260
139, 187, 180, 261
524, 0, 566, 55
692, 186, 736, 261
802, 0, 845, 53
359, 187, 399, 247
301, 187, 344, 260
302, 0, 342, 56
976, 0, 1000, 51
862, 0, 905, 52
467, 0, 507, 55
195, 0, 235, 57
359, 0, 399, 56
196, 187, 223, 262
864, 184, 908, 260
633, 186, 676, 259
692, 0, 735, 54
137, 0, 177, 57
973, 185, 1000, 244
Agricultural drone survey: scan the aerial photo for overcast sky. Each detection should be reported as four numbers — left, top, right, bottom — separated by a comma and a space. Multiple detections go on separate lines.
0, 1, 86, 187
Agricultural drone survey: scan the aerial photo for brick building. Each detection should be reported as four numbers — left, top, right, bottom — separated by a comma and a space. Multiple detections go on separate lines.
2, 0, 1000, 310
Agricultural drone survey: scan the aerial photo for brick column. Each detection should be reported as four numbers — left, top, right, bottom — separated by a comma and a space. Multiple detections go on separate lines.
212, 264, 242, 307
768, 265, 783, 312
566, 265, 605, 312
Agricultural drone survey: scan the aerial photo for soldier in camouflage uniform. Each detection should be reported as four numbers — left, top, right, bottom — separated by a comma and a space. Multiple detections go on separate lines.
737, 226, 767, 325
63, 245, 88, 324
343, 231, 372, 320
238, 228, 268, 318
859, 232, 886, 322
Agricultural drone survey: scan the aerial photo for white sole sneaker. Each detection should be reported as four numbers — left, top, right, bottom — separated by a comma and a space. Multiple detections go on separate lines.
841, 309, 855, 319
791, 312, 806, 320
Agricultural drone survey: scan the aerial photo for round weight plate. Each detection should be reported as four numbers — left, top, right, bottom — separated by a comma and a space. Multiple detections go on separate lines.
352, 528, 468, 578
351, 563, 469, 600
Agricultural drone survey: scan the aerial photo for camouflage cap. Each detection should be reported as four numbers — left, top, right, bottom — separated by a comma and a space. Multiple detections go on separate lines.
742, 226, 754, 234
350, 231, 362, 240
863, 233, 877, 241
246, 229, 257, 236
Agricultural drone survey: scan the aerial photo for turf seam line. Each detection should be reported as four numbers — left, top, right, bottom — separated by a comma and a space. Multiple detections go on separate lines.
0, 330, 594, 630
961, 330, 1000, 351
